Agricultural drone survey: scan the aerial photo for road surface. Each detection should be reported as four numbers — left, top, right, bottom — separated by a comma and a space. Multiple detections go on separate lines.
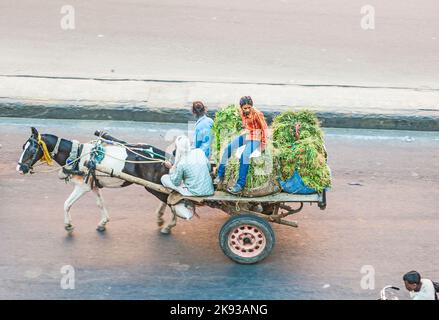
0, 118, 438, 299
1, 0, 438, 88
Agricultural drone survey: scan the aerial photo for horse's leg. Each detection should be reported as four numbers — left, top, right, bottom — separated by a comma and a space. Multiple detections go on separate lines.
156, 202, 167, 227
160, 205, 177, 234
93, 187, 110, 232
64, 180, 91, 233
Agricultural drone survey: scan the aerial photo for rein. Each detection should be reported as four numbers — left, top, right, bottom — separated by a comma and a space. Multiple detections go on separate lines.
93, 137, 166, 162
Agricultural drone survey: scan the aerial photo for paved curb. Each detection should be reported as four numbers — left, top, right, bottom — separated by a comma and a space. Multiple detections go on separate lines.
1, 100, 439, 131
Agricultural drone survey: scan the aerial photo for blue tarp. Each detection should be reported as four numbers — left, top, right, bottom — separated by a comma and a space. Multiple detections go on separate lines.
279, 170, 317, 194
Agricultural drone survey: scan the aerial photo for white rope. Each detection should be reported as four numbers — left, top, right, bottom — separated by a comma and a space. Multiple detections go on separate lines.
90, 138, 166, 163
104, 152, 163, 164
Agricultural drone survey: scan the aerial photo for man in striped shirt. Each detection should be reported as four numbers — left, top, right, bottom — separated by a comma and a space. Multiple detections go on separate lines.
214, 96, 268, 195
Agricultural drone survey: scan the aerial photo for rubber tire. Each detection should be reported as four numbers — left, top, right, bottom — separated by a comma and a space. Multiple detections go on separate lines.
219, 214, 275, 264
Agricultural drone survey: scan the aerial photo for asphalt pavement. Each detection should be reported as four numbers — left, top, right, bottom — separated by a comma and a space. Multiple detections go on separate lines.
1, 0, 439, 130
1, 0, 438, 87
0, 118, 438, 299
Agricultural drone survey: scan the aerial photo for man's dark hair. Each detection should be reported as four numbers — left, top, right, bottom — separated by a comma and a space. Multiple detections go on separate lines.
192, 101, 206, 117
403, 271, 421, 284
239, 96, 253, 107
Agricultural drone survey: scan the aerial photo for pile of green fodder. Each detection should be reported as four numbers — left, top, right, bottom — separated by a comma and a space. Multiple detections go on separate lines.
212, 104, 242, 163
212, 105, 277, 192
272, 110, 331, 192
223, 142, 277, 191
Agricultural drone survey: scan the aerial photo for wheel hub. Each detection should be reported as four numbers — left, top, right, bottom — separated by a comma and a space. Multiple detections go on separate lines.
228, 224, 266, 258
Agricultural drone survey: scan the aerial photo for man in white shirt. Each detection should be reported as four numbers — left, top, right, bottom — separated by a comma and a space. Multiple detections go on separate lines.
403, 270, 437, 300
161, 135, 214, 220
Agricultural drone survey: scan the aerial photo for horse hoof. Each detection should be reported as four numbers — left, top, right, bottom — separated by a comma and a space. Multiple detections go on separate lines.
160, 227, 171, 235
96, 225, 106, 232
65, 224, 74, 233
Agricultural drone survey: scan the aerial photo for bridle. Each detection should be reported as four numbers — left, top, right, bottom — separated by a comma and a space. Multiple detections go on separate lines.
18, 134, 55, 173
18, 137, 42, 173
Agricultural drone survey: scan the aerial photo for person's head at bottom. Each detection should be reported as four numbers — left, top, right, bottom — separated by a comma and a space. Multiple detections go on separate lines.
403, 270, 422, 292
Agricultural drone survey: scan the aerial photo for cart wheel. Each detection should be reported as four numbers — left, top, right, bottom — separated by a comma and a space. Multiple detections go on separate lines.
219, 214, 275, 264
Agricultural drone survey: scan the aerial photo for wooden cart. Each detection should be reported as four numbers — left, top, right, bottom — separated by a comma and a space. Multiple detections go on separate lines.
92, 163, 327, 264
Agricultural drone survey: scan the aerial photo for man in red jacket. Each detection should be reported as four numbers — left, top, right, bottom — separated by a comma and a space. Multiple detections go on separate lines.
214, 96, 268, 194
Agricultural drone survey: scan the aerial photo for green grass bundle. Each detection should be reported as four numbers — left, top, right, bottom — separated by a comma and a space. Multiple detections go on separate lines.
212, 104, 242, 163
223, 143, 276, 190
272, 110, 331, 192
272, 110, 324, 146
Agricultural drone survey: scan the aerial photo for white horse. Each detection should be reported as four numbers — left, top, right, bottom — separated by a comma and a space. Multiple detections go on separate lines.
17, 127, 171, 233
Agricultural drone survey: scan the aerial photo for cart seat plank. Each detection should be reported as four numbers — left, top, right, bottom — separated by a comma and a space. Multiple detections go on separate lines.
175, 191, 323, 204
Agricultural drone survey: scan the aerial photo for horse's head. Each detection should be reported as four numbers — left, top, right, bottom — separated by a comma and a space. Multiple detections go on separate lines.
16, 127, 44, 174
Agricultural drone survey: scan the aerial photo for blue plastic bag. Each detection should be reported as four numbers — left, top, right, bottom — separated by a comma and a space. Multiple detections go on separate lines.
279, 170, 317, 194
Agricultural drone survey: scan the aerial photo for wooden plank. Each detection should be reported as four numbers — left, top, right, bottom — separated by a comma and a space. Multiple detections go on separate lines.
199, 191, 323, 203
177, 191, 323, 203
93, 163, 172, 194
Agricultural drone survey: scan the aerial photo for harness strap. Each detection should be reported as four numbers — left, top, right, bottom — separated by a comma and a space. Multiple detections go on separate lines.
62, 143, 85, 177
51, 137, 61, 158
67, 140, 79, 164
74, 144, 84, 171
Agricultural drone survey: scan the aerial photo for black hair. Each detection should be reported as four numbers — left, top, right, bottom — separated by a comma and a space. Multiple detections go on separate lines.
403, 271, 421, 284
192, 101, 206, 117
239, 96, 253, 107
